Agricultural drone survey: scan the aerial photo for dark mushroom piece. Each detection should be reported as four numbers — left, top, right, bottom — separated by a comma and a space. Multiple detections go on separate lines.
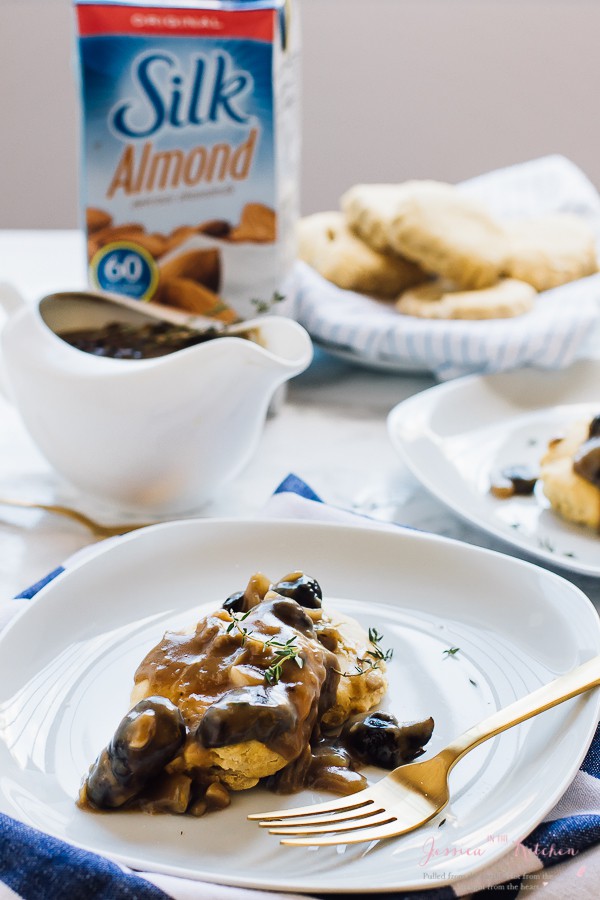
490, 465, 539, 499
573, 437, 600, 488
269, 596, 315, 636
222, 590, 245, 613
222, 573, 272, 613
500, 465, 539, 496
588, 415, 600, 440
273, 572, 323, 609
83, 696, 186, 809
343, 711, 434, 769
196, 683, 297, 748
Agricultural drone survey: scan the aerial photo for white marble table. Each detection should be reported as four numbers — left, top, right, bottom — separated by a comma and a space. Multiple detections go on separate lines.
1, 230, 599, 612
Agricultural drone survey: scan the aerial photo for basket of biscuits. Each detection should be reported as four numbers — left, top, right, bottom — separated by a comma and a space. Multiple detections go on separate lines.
294, 156, 600, 378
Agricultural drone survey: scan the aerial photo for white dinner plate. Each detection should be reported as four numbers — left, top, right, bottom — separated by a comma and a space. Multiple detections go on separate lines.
0, 519, 598, 893
388, 358, 600, 578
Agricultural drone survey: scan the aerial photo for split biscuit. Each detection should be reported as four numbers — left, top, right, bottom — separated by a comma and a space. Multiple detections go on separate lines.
342, 181, 510, 289
297, 211, 425, 298
396, 277, 536, 320
540, 420, 600, 529
505, 213, 598, 292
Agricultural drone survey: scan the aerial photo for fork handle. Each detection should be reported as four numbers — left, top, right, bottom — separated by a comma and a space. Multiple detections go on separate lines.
444, 655, 600, 768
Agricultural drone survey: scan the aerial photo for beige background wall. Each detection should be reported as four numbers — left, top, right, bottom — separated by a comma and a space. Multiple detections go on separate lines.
1, 0, 599, 228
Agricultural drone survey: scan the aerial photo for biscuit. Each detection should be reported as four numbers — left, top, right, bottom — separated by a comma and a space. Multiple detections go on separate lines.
321, 608, 387, 729
128, 593, 387, 797
297, 211, 425, 298
342, 181, 510, 289
396, 277, 536, 320
540, 420, 600, 529
505, 213, 598, 291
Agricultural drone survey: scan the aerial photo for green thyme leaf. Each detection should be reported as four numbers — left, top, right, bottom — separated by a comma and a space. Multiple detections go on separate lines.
336, 627, 393, 677
263, 636, 303, 685
250, 291, 286, 315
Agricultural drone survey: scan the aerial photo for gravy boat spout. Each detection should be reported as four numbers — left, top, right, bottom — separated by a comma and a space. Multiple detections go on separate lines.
0, 290, 313, 514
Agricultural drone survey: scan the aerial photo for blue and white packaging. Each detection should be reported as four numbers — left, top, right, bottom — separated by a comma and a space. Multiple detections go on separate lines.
74, 0, 299, 321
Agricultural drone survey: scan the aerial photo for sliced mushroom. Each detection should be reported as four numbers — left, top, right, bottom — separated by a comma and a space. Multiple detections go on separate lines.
196, 683, 297, 748
573, 437, 600, 488
343, 711, 434, 769
83, 696, 186, 809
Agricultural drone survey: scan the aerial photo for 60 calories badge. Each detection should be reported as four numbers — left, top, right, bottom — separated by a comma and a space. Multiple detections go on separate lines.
90, 241, 160, 300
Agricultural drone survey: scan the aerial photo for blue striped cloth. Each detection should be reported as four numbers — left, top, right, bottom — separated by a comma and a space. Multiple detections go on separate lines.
1, 474, 599, 899
293, 155, 600, 380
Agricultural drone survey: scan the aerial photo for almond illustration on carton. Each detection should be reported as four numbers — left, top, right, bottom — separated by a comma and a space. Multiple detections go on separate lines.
87, 222, 147, 260
161, 277, 238, 323
197, 219, 232, 239
86, 207, 113, 234
167, 225, 200, 252
92, 222, 145, 242
126, 231, 169, 259
85, 206, 276, 321
229, 203, 276, 243
158, 248, 221, 293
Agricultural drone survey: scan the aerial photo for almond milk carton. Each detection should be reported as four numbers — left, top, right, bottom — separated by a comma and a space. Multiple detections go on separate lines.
74, 0, 299, 321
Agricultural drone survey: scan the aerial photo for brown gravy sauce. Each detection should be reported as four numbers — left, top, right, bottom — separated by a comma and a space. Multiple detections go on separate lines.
59, 320, 256, 360
80, 579, 433, 817
80, 592, 371, 815
134, 597, 340, 761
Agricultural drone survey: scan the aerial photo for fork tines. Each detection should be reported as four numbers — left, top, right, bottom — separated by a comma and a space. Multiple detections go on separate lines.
248, 793, 404, 846
248, 795, 374, 823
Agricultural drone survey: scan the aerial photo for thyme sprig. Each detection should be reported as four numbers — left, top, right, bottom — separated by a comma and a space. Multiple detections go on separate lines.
367, 628, 393, 663
226, 609, 253, 645
251, 290, 286, 315
226, 611, 303, 684
264, 636, 304, 685
226, 613, 393, 686
336, 627, 393, 678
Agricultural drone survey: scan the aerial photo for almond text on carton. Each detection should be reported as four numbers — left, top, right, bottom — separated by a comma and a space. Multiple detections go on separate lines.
107, 129, 258, 197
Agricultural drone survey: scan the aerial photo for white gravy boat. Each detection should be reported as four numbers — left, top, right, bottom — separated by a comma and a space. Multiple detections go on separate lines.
0, 290, 312, 514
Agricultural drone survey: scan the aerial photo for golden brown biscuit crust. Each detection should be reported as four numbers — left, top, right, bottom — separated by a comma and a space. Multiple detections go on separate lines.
396, 277, 536, 320
505, 213, 598, 291
540, 420, 600, 529
342, 181, 510, 289
298, 211, 425, 297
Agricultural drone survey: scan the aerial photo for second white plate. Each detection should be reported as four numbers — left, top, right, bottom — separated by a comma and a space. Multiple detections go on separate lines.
388, 358, 600, 577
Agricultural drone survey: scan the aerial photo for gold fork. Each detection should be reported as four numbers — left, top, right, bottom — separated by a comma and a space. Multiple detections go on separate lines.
0, 497, 157, 539
250, 655, 600, 846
